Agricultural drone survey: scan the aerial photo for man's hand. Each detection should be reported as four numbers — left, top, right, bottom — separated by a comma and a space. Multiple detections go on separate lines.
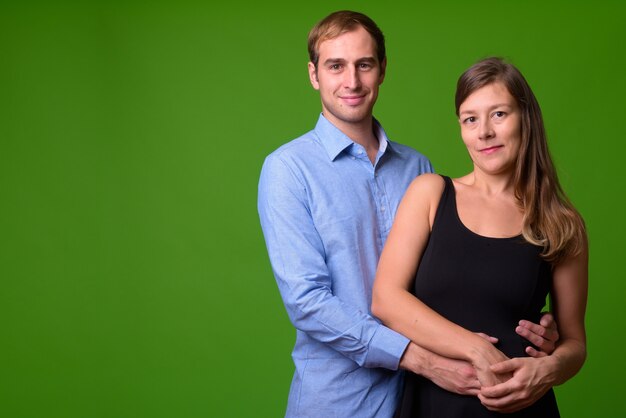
516, 312, 559, 357
478, 356, 556, 413
399, 343, 480, 395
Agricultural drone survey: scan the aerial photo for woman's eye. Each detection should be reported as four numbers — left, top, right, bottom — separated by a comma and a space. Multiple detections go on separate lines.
464, 117, 476, 123
494, 111, 505, 118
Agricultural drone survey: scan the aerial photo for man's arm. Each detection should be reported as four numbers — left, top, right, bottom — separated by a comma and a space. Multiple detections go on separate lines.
258, 155, 408, 369
400, 342, 481, 395
399, 314, 558, 397
396, 315, 558, 398
428, 313, 557, 411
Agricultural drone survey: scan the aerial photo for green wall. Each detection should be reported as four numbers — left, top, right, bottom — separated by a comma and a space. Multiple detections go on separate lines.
2, 1, 624, 416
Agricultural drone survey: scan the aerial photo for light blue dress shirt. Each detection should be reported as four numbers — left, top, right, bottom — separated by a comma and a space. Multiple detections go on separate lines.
258, 114, 433, 417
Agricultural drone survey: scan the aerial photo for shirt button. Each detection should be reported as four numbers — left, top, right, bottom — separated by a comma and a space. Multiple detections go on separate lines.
381, 206, 386, 212
351, 156, 356, 160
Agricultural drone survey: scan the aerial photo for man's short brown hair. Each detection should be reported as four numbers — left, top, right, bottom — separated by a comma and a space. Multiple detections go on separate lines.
307, 10, 386, 68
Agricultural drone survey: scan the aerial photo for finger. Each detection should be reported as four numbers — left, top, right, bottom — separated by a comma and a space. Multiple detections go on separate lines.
539, 312, 554, 328
489, 358, 518, 374
457, 377, 481, 395
515, 321, 558, 353
518, 320, 547, 337
460, 387, 481, 396
482, 403, 523, 413
475, 332, 499, 344
478, 392, 516, 408
532, 339, 556, 354
539, 312, 557, 331
525, 345, 547, 358
539, 313, 560, 342
516, 324, 549, 348
479, 393, 528, 413
532, 334, 555, 353
519, 318, 558, 342
480, 381, 514, 398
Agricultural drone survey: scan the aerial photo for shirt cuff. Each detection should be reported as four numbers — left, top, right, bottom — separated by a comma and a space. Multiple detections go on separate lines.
364, 324, 410, 370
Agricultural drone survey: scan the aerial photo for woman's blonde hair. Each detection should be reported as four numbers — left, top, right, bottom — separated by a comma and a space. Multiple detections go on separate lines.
455, 57, 585, 264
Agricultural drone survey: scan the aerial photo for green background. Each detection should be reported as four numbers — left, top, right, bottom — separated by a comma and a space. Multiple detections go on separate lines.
2, 1, 624, 416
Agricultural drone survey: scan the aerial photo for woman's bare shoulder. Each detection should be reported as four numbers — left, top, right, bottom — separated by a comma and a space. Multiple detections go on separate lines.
407, 173, 446, 197
400, 173, 446, 214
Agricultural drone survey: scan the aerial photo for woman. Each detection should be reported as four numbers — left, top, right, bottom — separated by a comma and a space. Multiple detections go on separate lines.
372, 57, 587, 417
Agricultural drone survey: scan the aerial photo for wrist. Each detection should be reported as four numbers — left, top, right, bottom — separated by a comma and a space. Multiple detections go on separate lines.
542, 352, 563, 386
399, 342, 429, 376
466, 339, 494, 365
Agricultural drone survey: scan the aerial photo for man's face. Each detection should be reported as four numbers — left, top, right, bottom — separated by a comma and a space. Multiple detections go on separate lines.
308, 26, 386, 131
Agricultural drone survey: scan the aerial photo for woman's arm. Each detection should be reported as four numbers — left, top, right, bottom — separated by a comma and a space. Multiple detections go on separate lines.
371, 174, 509, 386
546, 238, 589, 381
479, 238, 589, 412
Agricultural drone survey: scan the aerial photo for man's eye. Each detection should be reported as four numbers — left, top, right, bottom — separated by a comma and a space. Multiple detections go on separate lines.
330, 64, 342, 70
359, 63, 372, 69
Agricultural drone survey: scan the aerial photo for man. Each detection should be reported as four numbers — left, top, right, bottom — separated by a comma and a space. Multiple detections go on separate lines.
258, 10, 558, 417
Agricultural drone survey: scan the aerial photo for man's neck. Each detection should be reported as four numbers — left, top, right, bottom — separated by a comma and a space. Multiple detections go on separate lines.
325, 114, 380, 160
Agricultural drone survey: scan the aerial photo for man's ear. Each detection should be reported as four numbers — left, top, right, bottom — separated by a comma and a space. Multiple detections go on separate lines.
308, 62, 320, 90
379, 58, 387, 85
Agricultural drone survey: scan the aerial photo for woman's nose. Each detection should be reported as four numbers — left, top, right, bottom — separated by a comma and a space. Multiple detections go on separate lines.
478, 120, 495, 140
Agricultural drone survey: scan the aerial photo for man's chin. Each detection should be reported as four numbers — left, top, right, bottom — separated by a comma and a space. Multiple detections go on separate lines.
331, 109, 372, 124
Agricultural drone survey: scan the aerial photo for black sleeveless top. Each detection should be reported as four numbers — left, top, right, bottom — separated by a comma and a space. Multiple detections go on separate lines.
398, 176, 559, 417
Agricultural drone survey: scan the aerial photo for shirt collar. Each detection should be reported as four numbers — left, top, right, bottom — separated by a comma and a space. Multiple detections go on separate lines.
313, 113, 394, 161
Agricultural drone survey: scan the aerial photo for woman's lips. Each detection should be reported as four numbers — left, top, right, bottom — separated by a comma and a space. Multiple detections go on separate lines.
480, 145, 503, 155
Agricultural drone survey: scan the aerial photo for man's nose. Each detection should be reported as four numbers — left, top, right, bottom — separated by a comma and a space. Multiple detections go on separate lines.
344, 66, 361, 89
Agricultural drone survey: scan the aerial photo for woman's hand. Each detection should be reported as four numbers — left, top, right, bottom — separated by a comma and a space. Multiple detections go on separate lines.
478, 356, 557, 413
469, 341, 512, 387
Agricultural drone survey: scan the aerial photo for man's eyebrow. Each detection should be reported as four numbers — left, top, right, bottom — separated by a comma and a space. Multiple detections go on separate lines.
322, 57, 377, 66
322, 58, 347, 66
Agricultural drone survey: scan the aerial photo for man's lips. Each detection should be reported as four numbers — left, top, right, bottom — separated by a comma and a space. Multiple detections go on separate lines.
480, 145, 503, 155
340, 95, 366, 105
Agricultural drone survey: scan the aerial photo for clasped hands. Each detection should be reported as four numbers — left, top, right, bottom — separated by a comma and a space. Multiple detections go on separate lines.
474, 315, 560, 413
412, 314, 559, 414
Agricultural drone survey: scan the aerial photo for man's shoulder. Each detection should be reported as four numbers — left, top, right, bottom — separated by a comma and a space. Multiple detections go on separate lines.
260, 129, 326, 184
265, 130, 321, 162
387, 140, 432, 165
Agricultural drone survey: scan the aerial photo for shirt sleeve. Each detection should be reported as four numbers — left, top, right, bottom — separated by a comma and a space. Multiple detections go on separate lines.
257, 154, 409, 370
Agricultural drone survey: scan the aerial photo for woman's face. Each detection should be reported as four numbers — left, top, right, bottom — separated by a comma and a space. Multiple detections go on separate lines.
458, 81, 522, 176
